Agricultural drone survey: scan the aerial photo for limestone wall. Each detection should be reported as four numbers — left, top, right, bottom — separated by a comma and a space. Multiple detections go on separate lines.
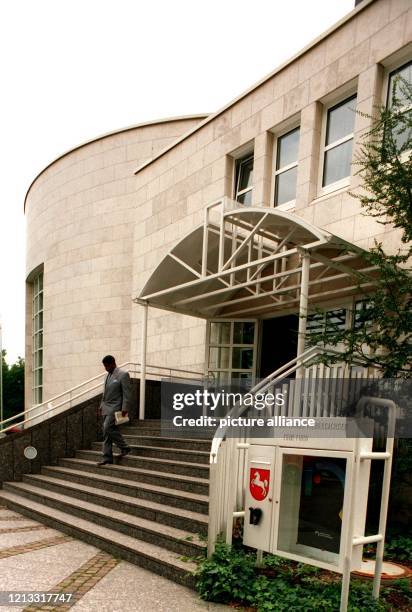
25, 117, 205, 405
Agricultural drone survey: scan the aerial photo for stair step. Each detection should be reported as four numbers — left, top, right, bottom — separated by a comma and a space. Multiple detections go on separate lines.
92, 443, 210, 465
1, 481, 205, 557
38, 467, 209, 514
76, 450, 210, 478
122, 435, 212, 451
8, 476, 208, 534
59, 458, 209, 495
120, 426, 216, 439
0, 489, 198, 587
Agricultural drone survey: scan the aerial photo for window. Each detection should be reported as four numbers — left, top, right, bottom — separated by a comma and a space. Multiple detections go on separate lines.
306, 308, 347, 338
353, 299, 373, 330
274, 127, 300, 207
235, 154, 254, 205
321, 95, 357, 189
207, 320, 257, 388
32, 272, 44, 405
386, 60, 412, 151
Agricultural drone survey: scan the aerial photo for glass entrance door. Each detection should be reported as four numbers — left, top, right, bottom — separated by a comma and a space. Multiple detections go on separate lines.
206, 320, 258, 388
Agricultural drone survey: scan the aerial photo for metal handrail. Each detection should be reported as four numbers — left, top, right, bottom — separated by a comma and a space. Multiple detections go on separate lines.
0, 361, 204, 433
0, 361, 132, 429
209, 346, 370, 463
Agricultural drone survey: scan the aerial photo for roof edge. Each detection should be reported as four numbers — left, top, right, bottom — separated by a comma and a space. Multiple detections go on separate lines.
134, 0, 375, 176
24, 114, 209, 212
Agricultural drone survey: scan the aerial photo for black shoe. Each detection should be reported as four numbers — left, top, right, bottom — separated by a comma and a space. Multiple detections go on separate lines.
96, 460, 113, 466
120, 447, 131, 457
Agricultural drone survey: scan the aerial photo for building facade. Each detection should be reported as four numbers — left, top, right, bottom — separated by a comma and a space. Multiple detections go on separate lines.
25, 0, 412, 408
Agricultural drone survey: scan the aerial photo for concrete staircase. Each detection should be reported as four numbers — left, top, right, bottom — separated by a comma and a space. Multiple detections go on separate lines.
0, 420, 214, 587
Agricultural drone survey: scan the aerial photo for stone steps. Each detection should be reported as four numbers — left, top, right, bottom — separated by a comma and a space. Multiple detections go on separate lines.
122, 435, 212, 451
120, 427, 216, 439
0, 418, 214, 586
36, 467, 209, 514
0, 489, 198, 587
4, 474, 208, 534
58, 458, 209, 495
91, 442, 210, 465
75, 449, 210, 478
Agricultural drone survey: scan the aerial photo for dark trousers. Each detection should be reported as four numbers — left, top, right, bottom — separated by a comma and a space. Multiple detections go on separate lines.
102, 414, 129, 461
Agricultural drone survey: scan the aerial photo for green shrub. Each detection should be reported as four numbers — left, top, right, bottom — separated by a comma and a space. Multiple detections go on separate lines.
196, 543, 399, 611
364, 531, 412, 563
195, 540, 257, 604
384, 534, 412, 562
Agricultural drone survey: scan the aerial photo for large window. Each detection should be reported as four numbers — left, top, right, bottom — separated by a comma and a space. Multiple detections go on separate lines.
274, 127, 300, 207
32, 272, 43, 405
207, 320, 257, 388
321, 95, 357, 189
386, 60, 412, 151
234, 154, 254, 205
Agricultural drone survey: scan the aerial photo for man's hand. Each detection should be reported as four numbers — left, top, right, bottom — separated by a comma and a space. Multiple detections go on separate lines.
121, 410, 128, 418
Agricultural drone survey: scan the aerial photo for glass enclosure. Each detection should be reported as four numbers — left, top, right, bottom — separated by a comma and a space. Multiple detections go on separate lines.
276, 451, 349, 567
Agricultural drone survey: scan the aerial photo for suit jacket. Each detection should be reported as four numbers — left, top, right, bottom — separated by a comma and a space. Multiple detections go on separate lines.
100, 367, 131, 417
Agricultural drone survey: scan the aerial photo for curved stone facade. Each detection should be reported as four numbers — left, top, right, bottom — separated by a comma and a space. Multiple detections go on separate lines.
25, 117, 206, 403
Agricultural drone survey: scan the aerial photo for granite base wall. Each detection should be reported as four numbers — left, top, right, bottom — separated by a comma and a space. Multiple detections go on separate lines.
0, 378, 163, 485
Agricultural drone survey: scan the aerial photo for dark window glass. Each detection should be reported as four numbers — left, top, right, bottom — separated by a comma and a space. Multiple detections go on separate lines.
277, 128, 300, 169
237, 157, 253, 191
233, 321, 255, 344
237, 190, 253, 205
235, 155, 254, 205
325, 96, 357, 145
388, 60, 412, 108
232, 348, 253, 369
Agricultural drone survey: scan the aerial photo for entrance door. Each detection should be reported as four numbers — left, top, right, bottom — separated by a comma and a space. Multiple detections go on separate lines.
259, 315, 299, 379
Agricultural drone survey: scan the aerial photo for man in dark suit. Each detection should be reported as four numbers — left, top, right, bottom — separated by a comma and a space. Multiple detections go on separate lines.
97, 355, 131, 466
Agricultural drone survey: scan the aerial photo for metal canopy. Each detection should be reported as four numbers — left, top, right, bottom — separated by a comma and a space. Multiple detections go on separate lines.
137, 199, 377, 319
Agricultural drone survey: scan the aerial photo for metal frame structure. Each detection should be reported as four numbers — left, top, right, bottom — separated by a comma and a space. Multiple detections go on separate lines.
135, 199, 378, 419
138, 199, 377, 319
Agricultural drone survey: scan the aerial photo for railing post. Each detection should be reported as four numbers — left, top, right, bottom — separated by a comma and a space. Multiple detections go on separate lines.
139, 301, 148, 420
297, 250, 310, 366
202, 207, 209, 277
372, 400, 395, 599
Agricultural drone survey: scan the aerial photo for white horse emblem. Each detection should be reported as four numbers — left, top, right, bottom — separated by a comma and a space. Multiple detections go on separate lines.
251, 470, 268, 497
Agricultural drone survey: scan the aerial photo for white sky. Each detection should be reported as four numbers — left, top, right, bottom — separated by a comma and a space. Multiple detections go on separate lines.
0, 0, 355, 364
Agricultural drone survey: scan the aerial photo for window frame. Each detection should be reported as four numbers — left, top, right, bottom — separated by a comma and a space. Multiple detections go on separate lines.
273, 125, 300, 210
205, 319, 258, 388
384, 58, 412, 161
32, 272, 44, 405
234, 153, 254, 205
318, 93, 358, 197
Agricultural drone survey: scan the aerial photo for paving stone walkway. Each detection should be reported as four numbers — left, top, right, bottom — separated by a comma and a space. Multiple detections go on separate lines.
0, 506, 226, 612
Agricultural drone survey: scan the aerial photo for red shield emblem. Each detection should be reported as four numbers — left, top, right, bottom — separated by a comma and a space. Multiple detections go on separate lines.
249, 468, 270, 501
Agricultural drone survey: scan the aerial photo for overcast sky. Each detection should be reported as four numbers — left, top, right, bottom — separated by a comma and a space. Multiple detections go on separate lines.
0, 0, 355, 364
